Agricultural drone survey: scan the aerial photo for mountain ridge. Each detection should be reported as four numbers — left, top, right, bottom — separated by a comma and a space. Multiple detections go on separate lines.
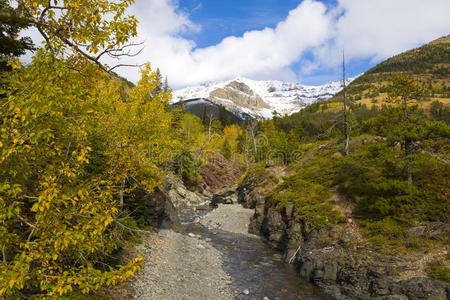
173, 76, 356, 119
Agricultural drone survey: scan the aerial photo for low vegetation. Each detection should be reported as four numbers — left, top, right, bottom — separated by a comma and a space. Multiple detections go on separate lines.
242, 72, 449, 258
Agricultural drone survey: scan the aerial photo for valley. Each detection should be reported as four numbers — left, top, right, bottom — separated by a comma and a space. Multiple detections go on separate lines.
1, 1, 449, 299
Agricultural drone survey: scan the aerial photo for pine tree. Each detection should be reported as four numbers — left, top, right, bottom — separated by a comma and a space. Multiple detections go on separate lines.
342, 50, 350, 156
218, 105, 228, 127
389, 74, 424, 185
202, 106, 208, 125
0, 0, 34, 72
221, 139, 232, 159
367, 74, 449, 185
163, 75, 169, 93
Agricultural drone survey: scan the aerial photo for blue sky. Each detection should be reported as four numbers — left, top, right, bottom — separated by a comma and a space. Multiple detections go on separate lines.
179, 0, 347, 85
112, 0, 450, 88
180, 0, 304, 47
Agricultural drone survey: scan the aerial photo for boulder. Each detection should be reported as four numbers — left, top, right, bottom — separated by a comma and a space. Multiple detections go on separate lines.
143, 186, 183, 233
210, 185, 238, 207
399, 277, 449, 300
404, 226, 426, 239
164, 173, 204, 209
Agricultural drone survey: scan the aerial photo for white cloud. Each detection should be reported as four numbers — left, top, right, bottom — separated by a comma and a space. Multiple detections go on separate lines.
114, 0, 331, 88
20, 0, 450, 88
312, 0, 450, 68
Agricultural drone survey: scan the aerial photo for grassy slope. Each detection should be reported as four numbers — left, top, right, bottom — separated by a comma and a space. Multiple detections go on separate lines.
248, 37, 450, 280
328, 35, 450, 111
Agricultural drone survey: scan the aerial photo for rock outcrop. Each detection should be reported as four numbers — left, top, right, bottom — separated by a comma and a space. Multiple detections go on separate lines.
209, 81, 269, 112
164, 173, 205, 209
210, 185, 238, 207
238, 166, 450, 300
200, 156, 240, 196
135, 173, 209, 233
140, 185, 184, 233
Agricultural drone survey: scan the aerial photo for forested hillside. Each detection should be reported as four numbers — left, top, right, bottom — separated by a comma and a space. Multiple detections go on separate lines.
237, 37, 450, 290
329, 35, 450, 117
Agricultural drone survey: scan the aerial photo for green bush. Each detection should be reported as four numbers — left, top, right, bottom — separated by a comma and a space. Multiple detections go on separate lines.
426, 262, 450, 283
269, 175, 340, 232
360, 217, 408, 252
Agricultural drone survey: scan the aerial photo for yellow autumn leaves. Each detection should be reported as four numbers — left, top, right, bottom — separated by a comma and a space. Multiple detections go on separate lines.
0, 1, 177, 298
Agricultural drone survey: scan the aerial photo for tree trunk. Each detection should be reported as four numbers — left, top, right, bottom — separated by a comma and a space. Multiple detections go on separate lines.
343, 51, 349, 156
406, 164, 413, 185
405, 137, 413, 185
119, 177, 126, 208
403, 95, 412, 185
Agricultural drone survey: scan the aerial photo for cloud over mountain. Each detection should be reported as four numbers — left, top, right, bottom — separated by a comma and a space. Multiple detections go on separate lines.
24, 0, 449, 88
118, 0, 450, 88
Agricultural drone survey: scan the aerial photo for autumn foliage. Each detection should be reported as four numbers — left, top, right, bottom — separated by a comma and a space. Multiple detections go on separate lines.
0, 0, 180, 298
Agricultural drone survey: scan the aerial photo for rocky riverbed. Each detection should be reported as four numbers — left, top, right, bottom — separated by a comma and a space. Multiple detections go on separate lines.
128, 229, 234, 300
115, 202, 327, 300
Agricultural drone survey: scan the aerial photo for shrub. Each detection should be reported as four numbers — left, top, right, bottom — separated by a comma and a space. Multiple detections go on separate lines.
426, 262, 450, 283
269, 175, 340, 232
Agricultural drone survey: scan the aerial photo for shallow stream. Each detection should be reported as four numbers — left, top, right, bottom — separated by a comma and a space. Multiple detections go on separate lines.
179, 206, 328, 300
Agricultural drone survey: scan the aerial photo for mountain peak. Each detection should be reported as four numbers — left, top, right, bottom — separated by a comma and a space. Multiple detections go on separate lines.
173, 77, 355, 119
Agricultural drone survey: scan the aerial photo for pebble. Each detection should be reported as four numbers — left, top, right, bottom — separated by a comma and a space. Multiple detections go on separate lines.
243, 289, 250, 295
263, 297, 269, 300
188, 233, 196, 238
197, 244, 205, 249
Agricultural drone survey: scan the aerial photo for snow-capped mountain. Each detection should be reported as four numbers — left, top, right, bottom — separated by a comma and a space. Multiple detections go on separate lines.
172, 76, 355, 119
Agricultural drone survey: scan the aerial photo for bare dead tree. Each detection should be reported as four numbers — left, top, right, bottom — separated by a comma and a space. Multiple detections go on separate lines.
343, 49, 350, 156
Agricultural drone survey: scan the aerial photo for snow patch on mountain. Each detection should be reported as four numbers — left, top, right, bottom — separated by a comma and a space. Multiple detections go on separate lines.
173, 76, 356, 119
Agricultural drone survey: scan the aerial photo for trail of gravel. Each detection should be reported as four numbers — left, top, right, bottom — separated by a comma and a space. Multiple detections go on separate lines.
128, 230, 233, 300
200, 204, 259, 237
113, 204, 258, 299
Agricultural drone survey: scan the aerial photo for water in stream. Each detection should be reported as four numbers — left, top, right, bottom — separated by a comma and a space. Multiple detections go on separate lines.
180, 206, 328, 300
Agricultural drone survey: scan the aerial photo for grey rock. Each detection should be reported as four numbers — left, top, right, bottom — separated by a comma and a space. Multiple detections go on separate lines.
339, 230, 355, 244
404, 226, 426, 238
211, 185, 238, 207
165, 173, 204, 209
399, 277, 449, 300
142, 185, 183, 233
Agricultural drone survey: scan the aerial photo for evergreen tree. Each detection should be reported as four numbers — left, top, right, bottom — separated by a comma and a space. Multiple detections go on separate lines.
367, 74, 449, 185
0, 0, 34, 72
221, 139, 232, 159
389, 74, 424, 185
202, 106, 208, 125
218, 105, 228, 127
342, 51, 350, 155
430, 100, 450, 123
163, 75, 169, 93
151, 67, 163, 97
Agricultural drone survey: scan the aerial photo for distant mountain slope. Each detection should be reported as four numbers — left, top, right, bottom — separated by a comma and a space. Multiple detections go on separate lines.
171, 98, 252, 124
173, 77, 354, 119
331, 35, 450, 108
